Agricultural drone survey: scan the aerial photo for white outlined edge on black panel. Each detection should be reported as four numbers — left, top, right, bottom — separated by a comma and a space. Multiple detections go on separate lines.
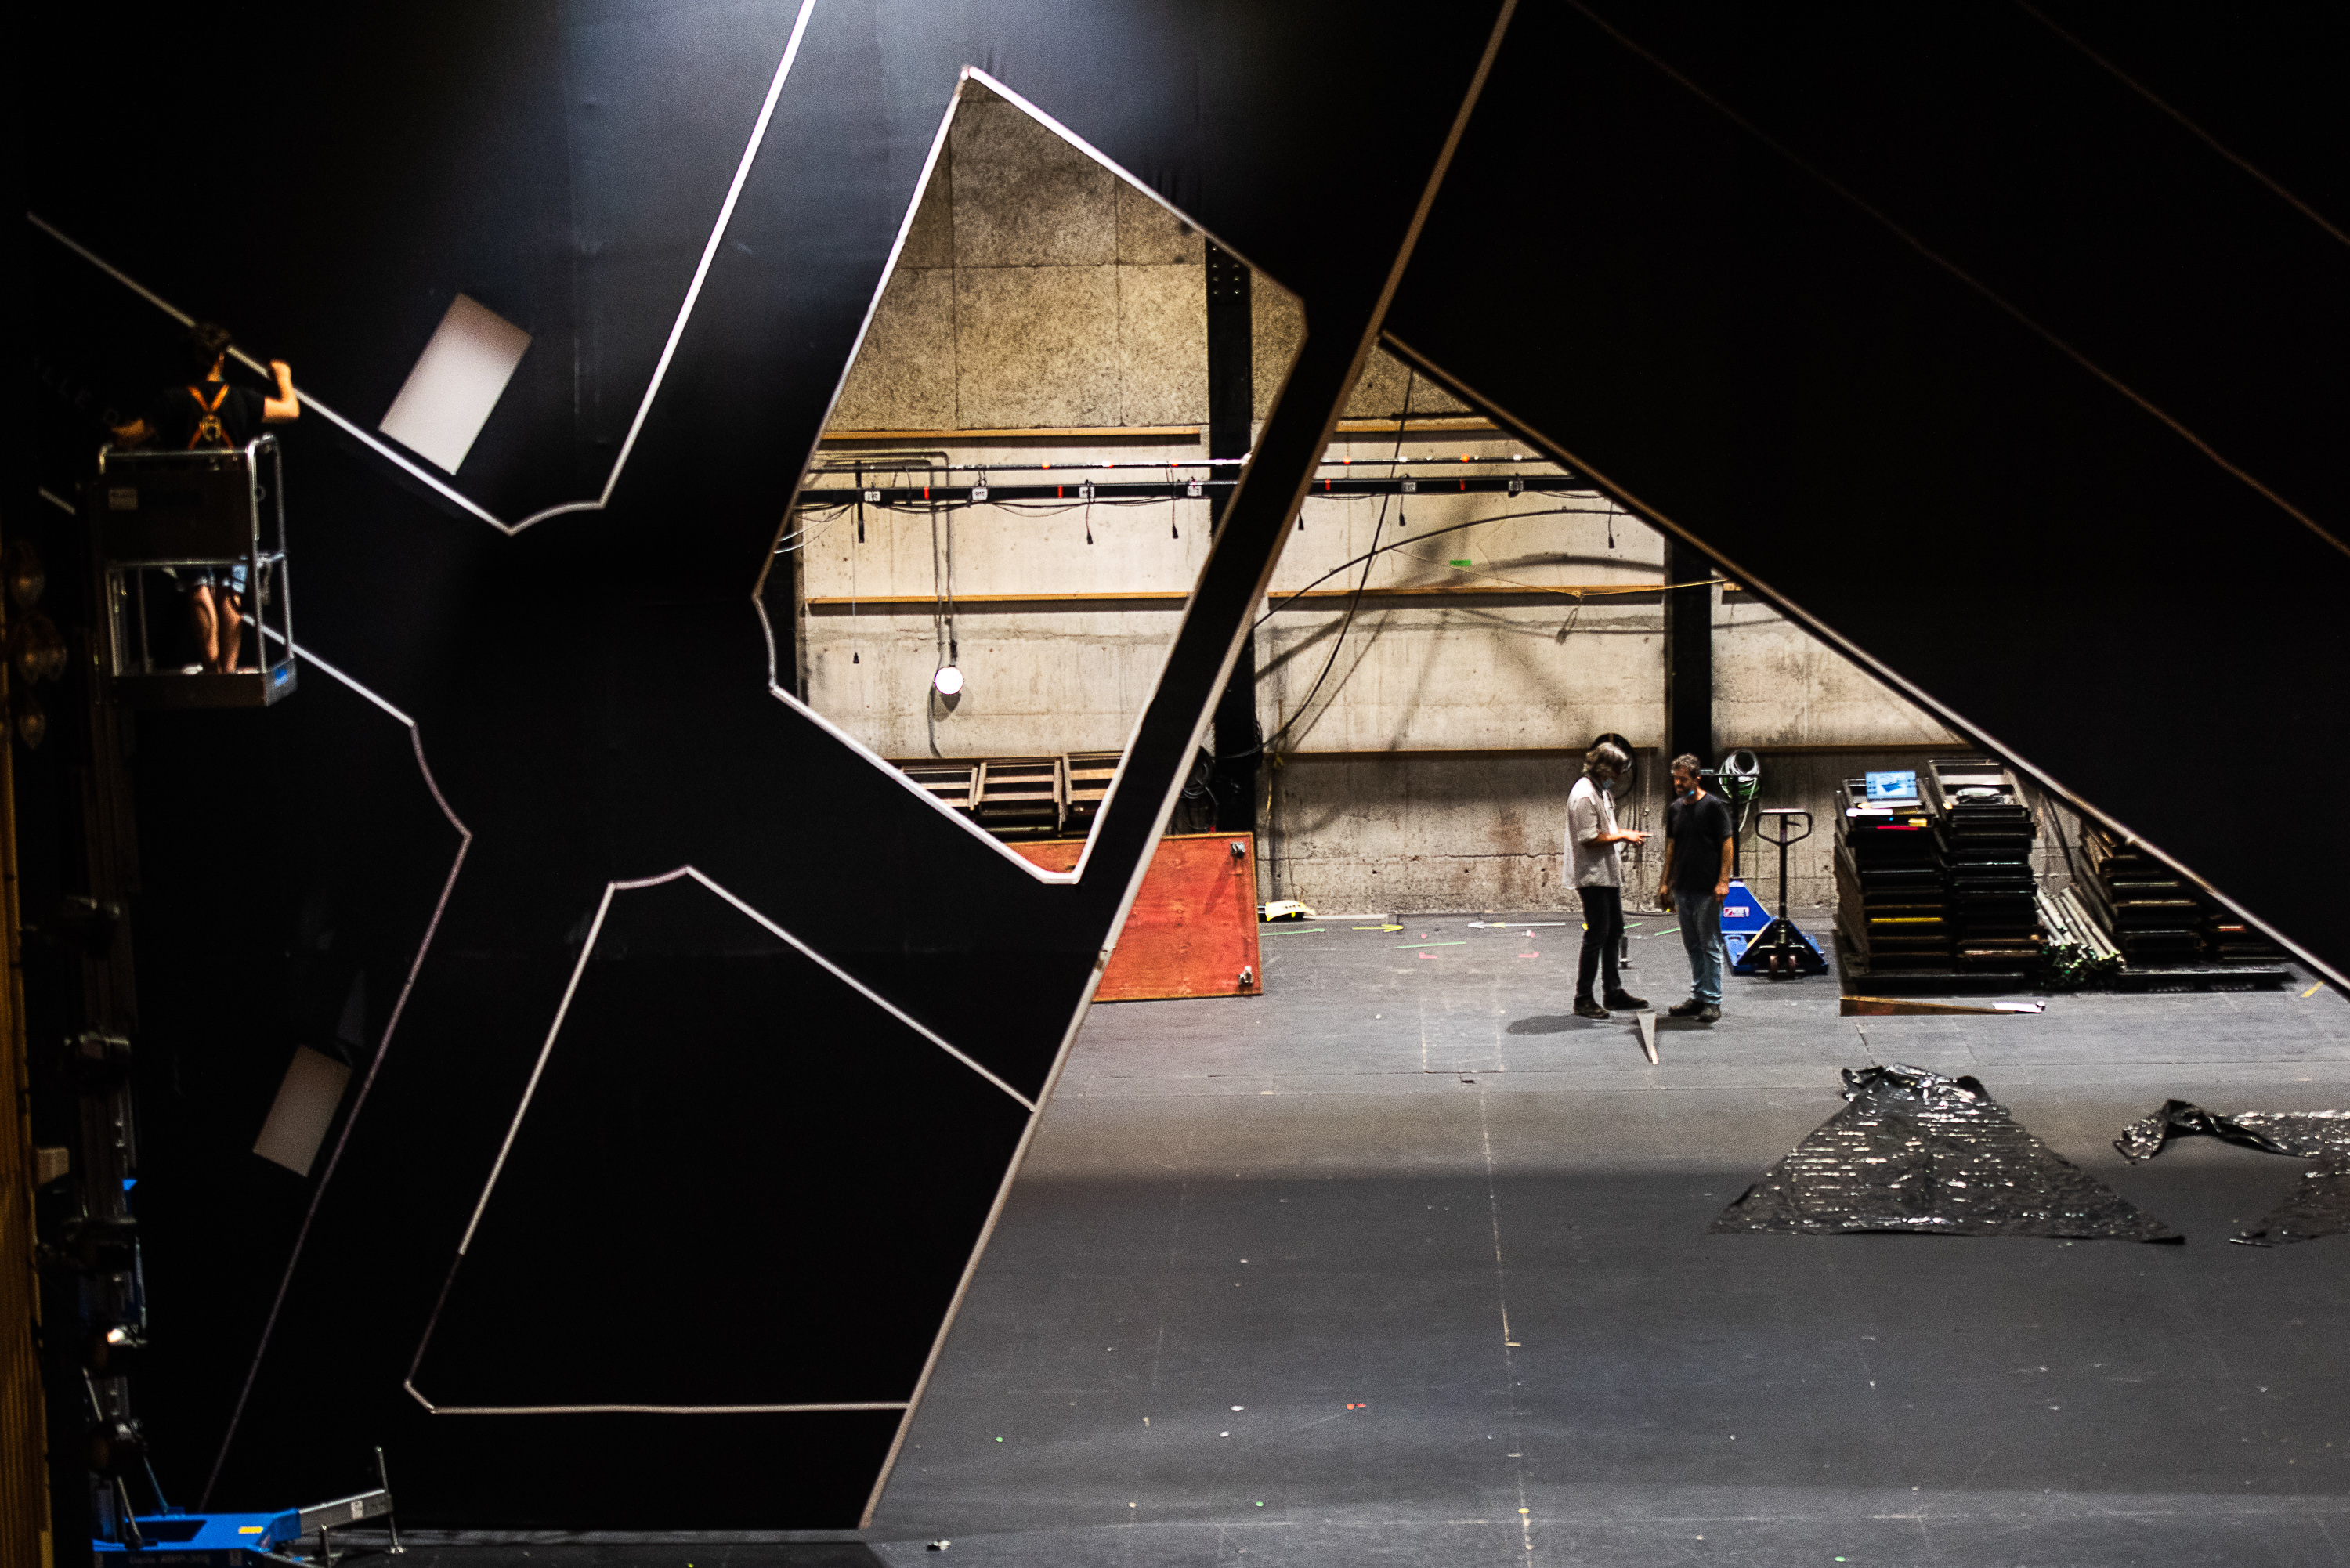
750, 65, 1307, 894
30, 53, 1290, 901
25, 0, 819, 536
32, 36, 1317, 1491
400, 865, 1030, 1418
147, 620, 475, 1507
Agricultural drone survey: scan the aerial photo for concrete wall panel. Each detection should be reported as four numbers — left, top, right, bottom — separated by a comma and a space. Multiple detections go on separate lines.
953, 266, 1120, 428
807, 608, 1187, 759
830, 267, 956, 432
1116, 180, 1204, 265
1715, 591, 1960, 750
949, 99, 1117, 268
1265, 753, 1660, 915
900, 164, 955, 269
1264, 605, 1661, 753
1254, 285, 1306, 420
1116, 263, 1209, 425
1345, 345, 1472, 417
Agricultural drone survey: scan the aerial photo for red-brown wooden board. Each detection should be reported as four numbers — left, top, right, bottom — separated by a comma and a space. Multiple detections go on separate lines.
1013, 833, 1264, 1002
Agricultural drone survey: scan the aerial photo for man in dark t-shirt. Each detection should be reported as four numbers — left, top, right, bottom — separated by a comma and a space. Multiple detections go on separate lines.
114, 320, 300, 453
110, 322, 300, 673
1657, 753, 1735, 1021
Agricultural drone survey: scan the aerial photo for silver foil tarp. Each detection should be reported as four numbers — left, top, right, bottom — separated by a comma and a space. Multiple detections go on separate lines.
2115, 1100, 2350, 1247
1712, 1064, 2178, 1241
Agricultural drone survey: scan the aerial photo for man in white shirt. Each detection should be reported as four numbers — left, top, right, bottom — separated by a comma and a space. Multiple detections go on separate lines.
1567, 740, 1649, 1019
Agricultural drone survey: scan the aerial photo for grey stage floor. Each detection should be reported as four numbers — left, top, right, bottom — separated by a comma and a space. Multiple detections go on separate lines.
374, 917, 2348, 1566
855, 911, 2350, 1567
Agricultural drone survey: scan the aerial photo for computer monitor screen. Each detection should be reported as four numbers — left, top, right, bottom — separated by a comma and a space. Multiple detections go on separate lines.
1866, 770, 1919, 801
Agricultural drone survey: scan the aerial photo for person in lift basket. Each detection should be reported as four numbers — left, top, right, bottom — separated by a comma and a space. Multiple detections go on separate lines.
110, 322, 300, 674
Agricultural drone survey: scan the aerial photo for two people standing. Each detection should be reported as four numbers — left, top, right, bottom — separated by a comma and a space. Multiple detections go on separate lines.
1567, 746, 1734, 1024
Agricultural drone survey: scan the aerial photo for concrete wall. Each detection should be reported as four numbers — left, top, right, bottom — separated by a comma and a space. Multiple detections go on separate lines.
1716, 589, 1958, 749
803, 484, 1209, 757
830, 82, 1464, 435
797, 82, 1980, 918
831, 89, 1212, 432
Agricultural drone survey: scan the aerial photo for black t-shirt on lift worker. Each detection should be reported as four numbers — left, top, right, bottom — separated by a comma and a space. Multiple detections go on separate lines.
152, 381, 269, 451
1666, 788, 1736, 898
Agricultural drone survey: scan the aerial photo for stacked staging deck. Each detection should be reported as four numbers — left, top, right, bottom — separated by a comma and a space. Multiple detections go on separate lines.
1926, 757, 2043, 975
1831, 775, 1951, 976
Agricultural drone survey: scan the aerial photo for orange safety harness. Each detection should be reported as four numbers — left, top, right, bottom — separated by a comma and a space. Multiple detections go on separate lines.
184, 381, 233, 449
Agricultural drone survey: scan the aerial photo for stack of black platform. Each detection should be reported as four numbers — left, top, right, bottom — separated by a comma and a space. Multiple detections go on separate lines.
2205, 911, 2290, 963
2076, 822, 2289, 966
1832, 776, 1951, 970
1925, 758, 2042, 972
2076, 823, 2207, 966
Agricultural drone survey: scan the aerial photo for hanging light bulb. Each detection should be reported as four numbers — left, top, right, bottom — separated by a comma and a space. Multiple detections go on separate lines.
933, 665, 964, 697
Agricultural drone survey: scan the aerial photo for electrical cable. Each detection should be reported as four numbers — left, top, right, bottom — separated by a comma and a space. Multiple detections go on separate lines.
1255, 506, 1705, 628
1249, 371, 1419, 757
927, 485, 960, 757
770, 509, 847, 555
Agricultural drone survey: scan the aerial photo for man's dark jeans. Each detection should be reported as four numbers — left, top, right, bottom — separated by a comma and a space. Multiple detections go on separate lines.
1676, 887, 1726, 1004
1577, 884, 1625, 1001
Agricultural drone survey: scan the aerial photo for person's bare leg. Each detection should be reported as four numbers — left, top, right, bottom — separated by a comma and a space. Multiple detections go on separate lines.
188, 583, 219, 671
218, 591, 244, 672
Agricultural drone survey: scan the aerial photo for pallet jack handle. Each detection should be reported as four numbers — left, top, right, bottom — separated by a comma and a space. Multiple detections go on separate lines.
1739, 810, 1830, 978
1759, 809, 1810, 918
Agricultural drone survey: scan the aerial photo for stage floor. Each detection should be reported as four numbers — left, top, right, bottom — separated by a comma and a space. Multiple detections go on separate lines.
859, 910, 2350, 1566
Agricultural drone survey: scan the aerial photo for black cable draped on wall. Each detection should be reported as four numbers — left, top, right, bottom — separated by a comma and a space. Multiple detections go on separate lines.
19, 0, 2346, 1538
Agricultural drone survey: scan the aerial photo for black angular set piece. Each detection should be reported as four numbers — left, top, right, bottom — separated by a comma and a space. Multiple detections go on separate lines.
1712, 1064, 2178, 1241
2115, 1100, 2350, 1246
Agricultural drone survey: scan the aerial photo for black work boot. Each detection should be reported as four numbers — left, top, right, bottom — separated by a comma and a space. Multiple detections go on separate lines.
1573, 997, 1611, 1020
1603, 988, 1649, 1010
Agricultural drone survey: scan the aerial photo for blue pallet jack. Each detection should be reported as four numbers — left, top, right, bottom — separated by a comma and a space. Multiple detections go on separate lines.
92, 1449, 398, 1565
1730, 808, 1830, 977
1719, 878, 1771, 963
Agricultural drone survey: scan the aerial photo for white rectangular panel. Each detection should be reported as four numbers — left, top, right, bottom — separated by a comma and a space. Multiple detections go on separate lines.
252, 1045, 352, 1177
379, 294, 532, 474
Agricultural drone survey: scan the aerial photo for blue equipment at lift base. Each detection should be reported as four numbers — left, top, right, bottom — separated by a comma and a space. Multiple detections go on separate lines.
92, 1512, 300, 1563
1718, 877, 1770, 963
1718, 878, 1831, 977
1731, 917, 1831, 977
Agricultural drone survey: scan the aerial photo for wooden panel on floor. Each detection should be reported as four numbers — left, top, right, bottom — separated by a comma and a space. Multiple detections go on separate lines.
1014, 833, 1264, 1002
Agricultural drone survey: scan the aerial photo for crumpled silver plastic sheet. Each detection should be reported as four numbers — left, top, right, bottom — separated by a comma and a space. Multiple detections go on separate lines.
2114, 1101, 2350, 1247
1712, 1064, 2178, 1241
